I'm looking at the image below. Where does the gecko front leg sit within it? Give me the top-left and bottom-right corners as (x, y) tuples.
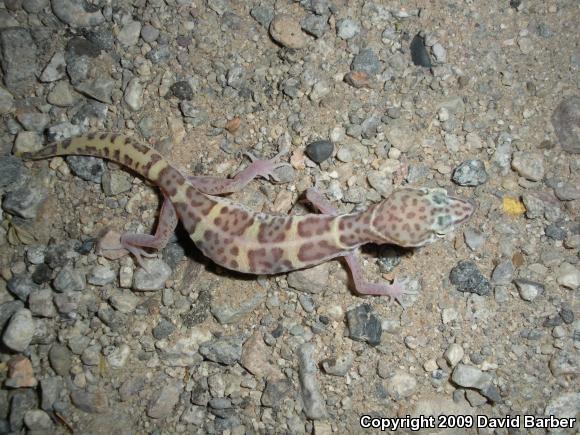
(304, 188), (407, 301)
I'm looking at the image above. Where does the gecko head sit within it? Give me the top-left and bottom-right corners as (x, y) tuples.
(372, 188), (475, 247)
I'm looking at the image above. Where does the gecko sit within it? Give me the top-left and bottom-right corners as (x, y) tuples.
(21, 133), (475, 299)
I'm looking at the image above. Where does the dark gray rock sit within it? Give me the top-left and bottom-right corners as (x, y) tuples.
(346, 304), (382, 346)
(351, 48), (381, 74)
(199, 336), (243, 365)
(305, 140), (333, 163)
(450, 261), (492, 296)
(66, 155), (105, 183)
(411, 33), (432, 67)
(0, 28), (37, 94)
(551, 95), (580, 154)
(452, 160), (489, 186)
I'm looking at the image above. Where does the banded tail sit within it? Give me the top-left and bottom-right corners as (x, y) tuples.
(21, 133), (169, 183)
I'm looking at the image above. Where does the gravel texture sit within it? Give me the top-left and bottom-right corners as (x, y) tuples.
(0, 0), (578, 433)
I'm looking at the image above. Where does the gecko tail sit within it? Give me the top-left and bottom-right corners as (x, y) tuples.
(19, 133), (169, 183)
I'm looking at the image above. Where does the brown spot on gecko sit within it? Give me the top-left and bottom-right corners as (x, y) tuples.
(62, 138), (72, 149)
(87, 132), (96, 140)
(230, 246), (239, 256)
(407, 212), (416, 219)
(110, 134), (119, 143)
(99, 133), (108, 140)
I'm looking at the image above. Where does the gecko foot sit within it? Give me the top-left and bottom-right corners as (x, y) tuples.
(243, 150), (291, 182)
(120, 233), (158, 271)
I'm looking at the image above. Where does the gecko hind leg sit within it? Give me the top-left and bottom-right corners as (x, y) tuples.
(119, 197), (178, 269)
(304, 187), (408, 302)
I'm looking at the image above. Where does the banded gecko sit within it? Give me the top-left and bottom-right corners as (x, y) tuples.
(22, 133), (475, 299)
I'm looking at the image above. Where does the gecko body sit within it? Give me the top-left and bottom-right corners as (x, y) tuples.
(23, 133), (474, 298)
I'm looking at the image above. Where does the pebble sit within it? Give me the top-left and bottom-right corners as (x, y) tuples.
(132, 259), (171, 291)
(464, 228), (485, 251)
(52, 0), (104, 26)
(152, 318), (176, 340)
(261, 379), (292, 407)
(23, 409), (53, 431)
(431, 43), (447, 63)
(346, 304), (382, 346)
(70, 390), (109, 414)
(124, 78), (143, 111)
(75, 78), (114, 104)
(40, 51), (66, 82)
(17, 112), (50, 132)
(102, 170), (132, 196)
(28, 289), (56, 318)
(47, 80), (77, 106)
(545, 392), (580, 422)
(109, 290), (139, 313)
(49, 343), (72, 376)
(321, 352), (354, 376)
(514, 279), (544, 301)
(198, 336), (243, 365)
(87, 264), (116, 286)
(2, 183), (46, 219)
(240, 332), (283, 380)
(511, 151), (545, 181)
(336, 18), (360, 39)
(386, 371), (417, 400)
(305, 140), (333, 163)
(351, 49), (381, 75)
(147, 382), (181, 418)
(269, 14), (307, 49)
(40, 377), (62, 411)
(117, 20), (142, 46)
(2, 308), (34, 352)
(53, 266), (85, 292)
(107, 343), (130, 368)
(180, 102), (208, 127)
(410, 33), (432, 67)
(0, 28), (37, 93)
(298, 343), (327, 419)
(301, 15), (328, 38)
(286, 263), (329, 293)
(7, 275), (39, 301)
(551, 96), (580, 154)
(0, 300), (24, 331)
(0, 86), (14, 113)
(81, 344), (101, 366)
(444, 343), (465, 367)
(250, 5), (273, 27)
(545, 224), (567, 241)
(66, 156), (105, 183)
(549, 351), (579, 376)
(6, 355), (37, 388)
(556, 263), (579, 290)
(491, 260), (514, 286)
(12, 131), (42, 155)
(452, 159), (488, 186)
(451, 364), (492, 389)
(449, 261), (492, 296)
(552, 180), (580, 201)
(0, 155), (26, 188)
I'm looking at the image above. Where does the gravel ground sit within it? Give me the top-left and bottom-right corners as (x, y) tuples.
(0, 0), (579, 433)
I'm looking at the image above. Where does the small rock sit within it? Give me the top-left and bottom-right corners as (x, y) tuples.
(147, 382), (181, 418)
(2, 183), (46, 219)
(321, 352), (354, 376)
(261, 379), (292, 407)
(557, 263), (579, 290)
(286, 262), (329, 293)
(117, 20), (141, 46)
(49, 344), (72, 376)
(180, 102), (208, 127)
(41, 377), (63, 411)
(47, 80), (77, 106)
(451, 364), (492, 389)
(2, 308), (34, 352)
(346, 304), (382, 346)
(250, 5), (273, 28)
(444, 343), (464, 367)
(514, 279), (544, 301)
(66, 155), (105, 183)
(24, 409), (53, 431)
(491, 260), (514, 286)
(301, 15), (328, 38)
(102, 170), (132, 196)
(132, 259), (171, 291)
(431, 43), (447, 63)
(140, 24), (159, 43)
(552, 181), (580, 201)
(545, 224), (567, 241)
(545, 392), (580, 422)
(351, 48), (381, 75)
(28, 289), (56, 318)
(0, 155), (26, 188)
(199, 336), (243, 365)
(269, 14), (307, 49)
(511, 151), (545, 181)
(107, 343), (130, 368)
(386, 371), (417, 400)
(0, 300), (24, 331)
(336, 18), (360, 40)
(305, 140), (333, 163)
(124, 78), (143, 111)
(7, 275), (39, 301)
(240, 332), (283, 380)
(298, 343), (327, 419)
(70, 390), (109, 414)
(452, 160), (488, 186)
(551, 96), (580, 154)
(152, 318), (176, 340)
(450, 261), (492, 296)
(549, 351), (579, 376)
(109, 290), (139, 313)
(51, 0), (104, 27)
(410, 33), (432, 67)
(6, 355), (37, 388)
(0, 28), (37, 93)
(53, 266), (85, 292)
(464, 228), (485, 251)
(87, 264), (116, 286)
(40, 51), (66, 82)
